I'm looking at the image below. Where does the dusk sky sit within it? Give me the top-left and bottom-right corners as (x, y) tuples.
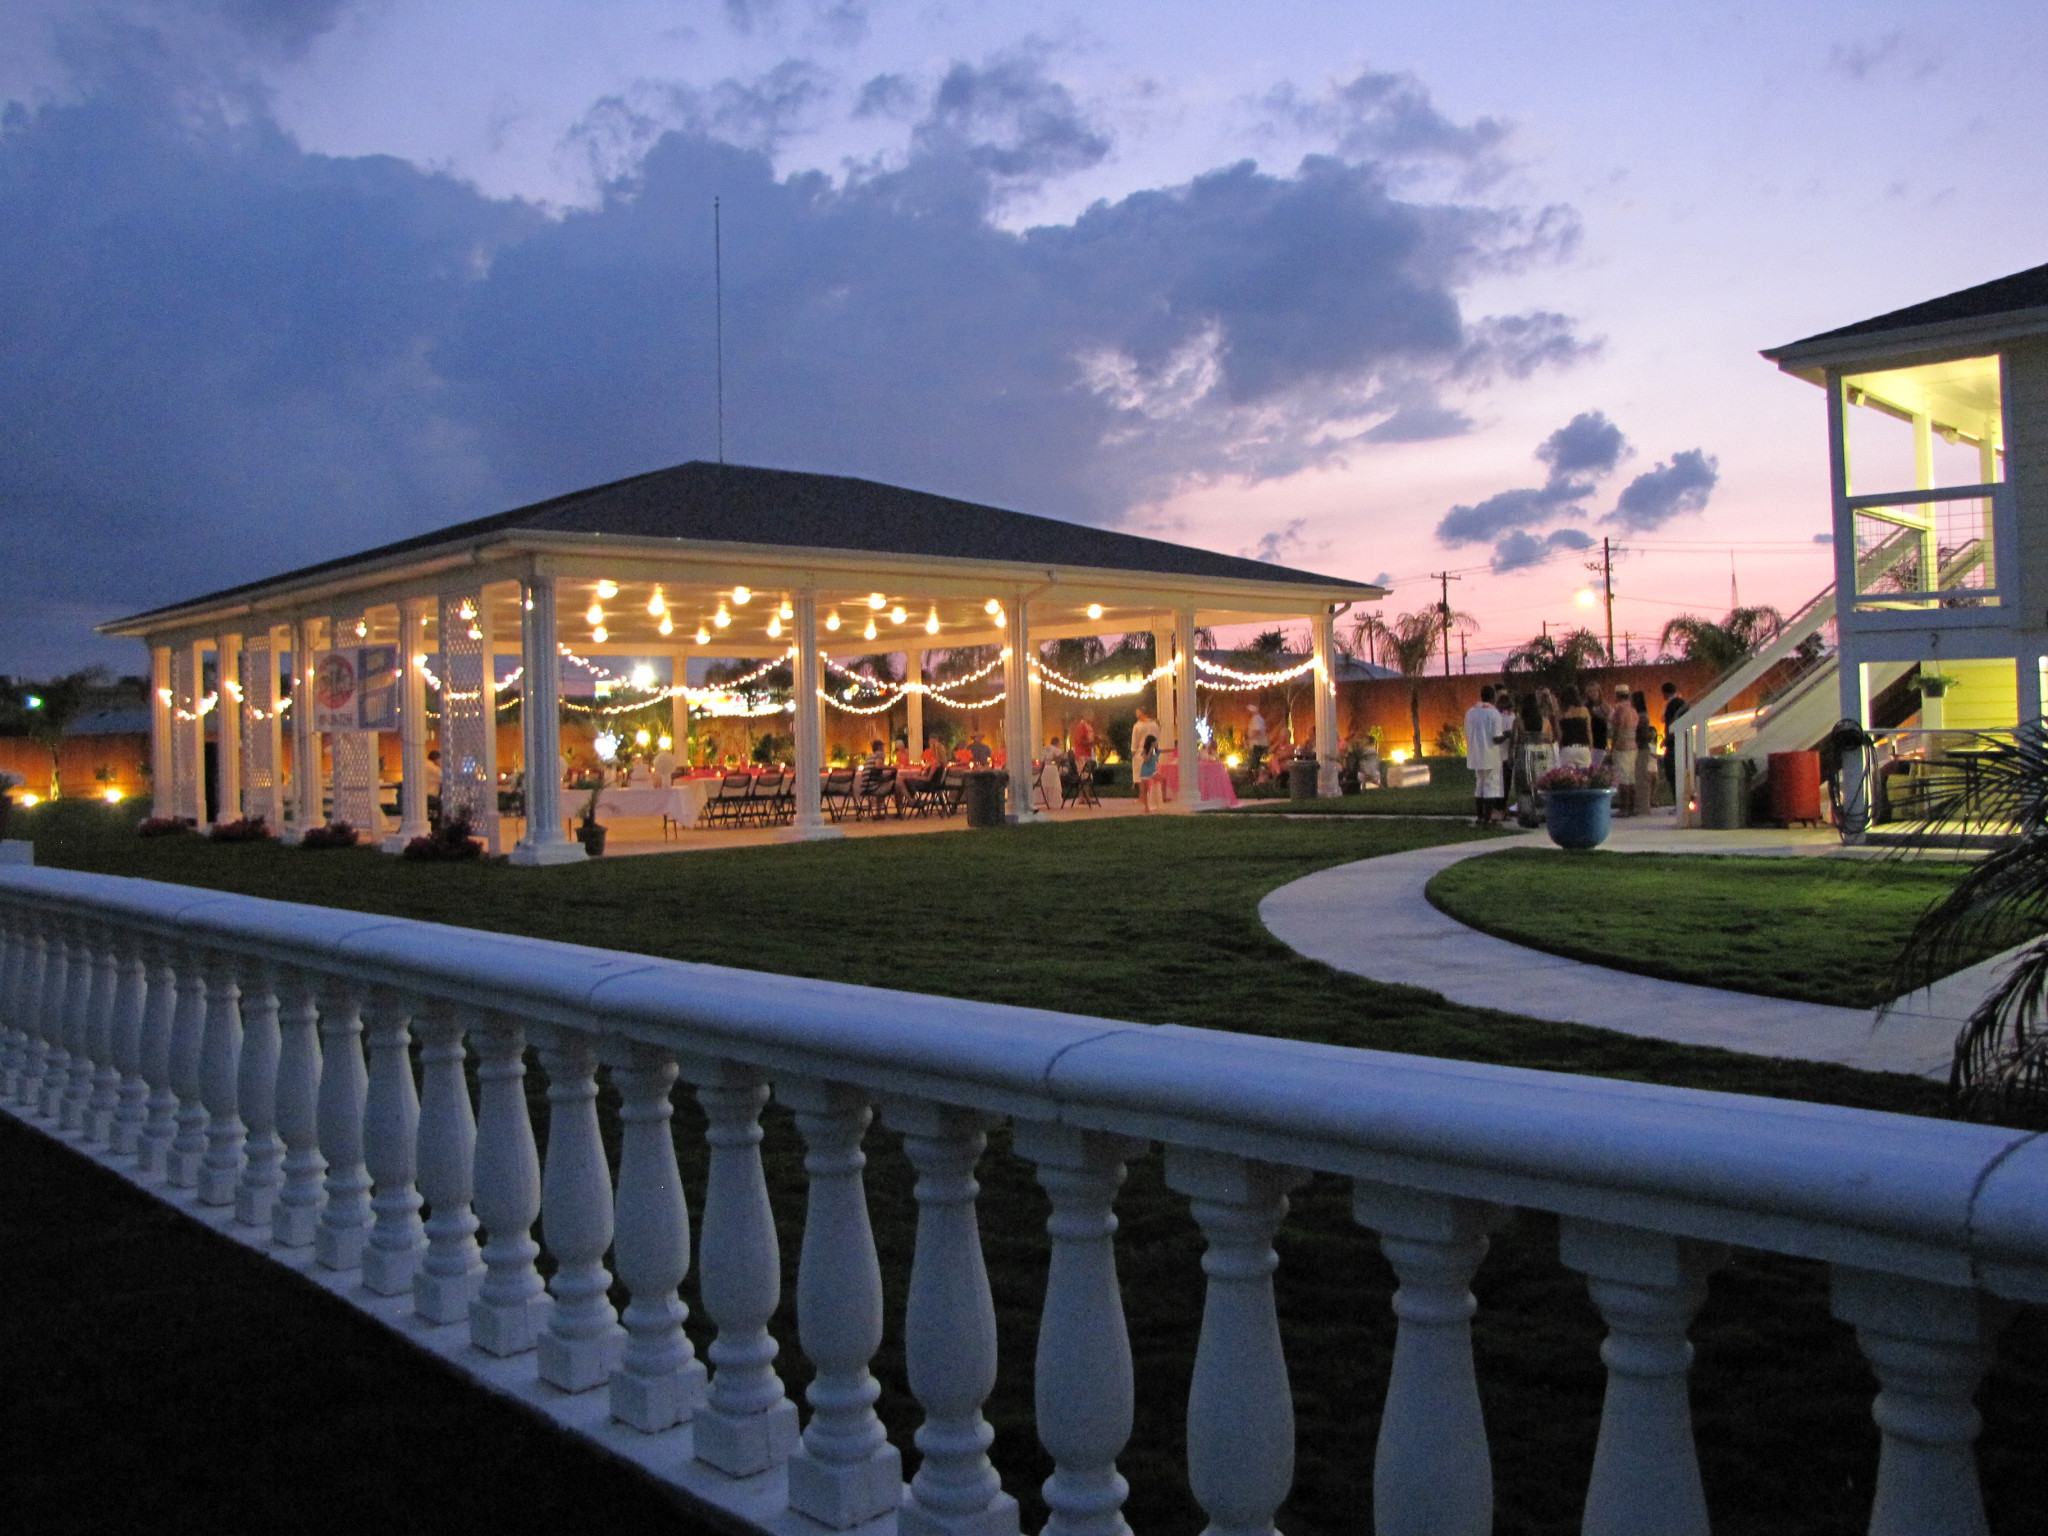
(4, 0), (2045, 677)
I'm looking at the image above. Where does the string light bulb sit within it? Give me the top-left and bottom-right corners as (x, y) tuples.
(696, 626), (711, 644)
(354, 620), (368, 639)
(868, 592), (886, 610)
(826, 611), (841, 632)
(585, 603), (605, 626)
(767, 615), (784, 639)
(863, 619), (878, 641)
(984, 598), (1001, 615)
(648, 589), (667, 616)
(714, 607), (731, 628)
(658, 734), (673, 751)
(732, 586), (752, 605)
(634, 729), (652, 747)
(1087, 603), (1104, 620)
(779, 600), (793, 620)
(925, 610), (940, 635)
(630, 664), (655, 690)
(596, 580), (618, 599)
(889, 605), (907, 625)
(459, 600), (476, 621)
(467, 625), (483, 641)
(592, 625), (609, 643)
(657, 615), (674, 636)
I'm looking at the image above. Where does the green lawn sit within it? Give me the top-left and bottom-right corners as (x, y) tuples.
(11, 798), (2048, 1535)
(1426, 848), (2037, 1009)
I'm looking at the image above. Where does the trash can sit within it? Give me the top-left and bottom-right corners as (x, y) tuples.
(1288, 752), (1320, 801)
(1767, 750), (1823, 826)
(963, 769), (1009, 828)
(1698, 755), (1750, 830)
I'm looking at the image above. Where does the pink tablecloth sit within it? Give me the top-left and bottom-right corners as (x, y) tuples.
(1156, 758), (1239, 807)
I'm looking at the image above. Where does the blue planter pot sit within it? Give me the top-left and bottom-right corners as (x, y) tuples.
(1543, 787), (1614, 850)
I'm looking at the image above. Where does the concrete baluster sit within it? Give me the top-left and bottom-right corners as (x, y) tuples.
(0, 912), (20, 1099)
(413, 1003), (484, 1322)
(782, 1077), (899, 1528)
(233, 960), (285, 1227)
(197, 952), (247, 1204)
(361, 989), (427, 1294)
(469, 1015), (549, 1356)
(1354, 1182), (1504, 1536)
(165, 948), (211, 1185)
(888, 1098), (1018, 1536)
(1017, 1124), (1143, 1536)
(271, 967), (326, 1246)
(691, 1060), (798, 1475)
(58, 925), (99, 1131)
(109, 934), (152, 1156)
(314, 978), (372, 1270)
(9, 917), (48, 1107)
(1166, 1147), (1301, 1536)
(35, 926), (75, 1122)
(1561, 1218), (1724, 1536)
(609, 1042), (705, 1431)
(85, 930), (124, 1145)
(137, 942), (181, 1176)
(537, 1029), (624, 1391)
(1833, 1267), (1994, 1536)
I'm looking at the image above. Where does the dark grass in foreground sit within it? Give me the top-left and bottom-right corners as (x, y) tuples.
(16, 800), (2048, 1533)
(1426, 847), (2040, 1009)
(0, 1112), (726, 1536)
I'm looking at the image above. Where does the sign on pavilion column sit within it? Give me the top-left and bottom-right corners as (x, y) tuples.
(437, 591), (500, 852)
(1312, 610), (1341, 798)
(510, 571), (584, 865)
(1003, 598), (1041, 822)
(149, 645), (174, 820)
(239, 632), (280, 825)
(783, 589), (842, 841)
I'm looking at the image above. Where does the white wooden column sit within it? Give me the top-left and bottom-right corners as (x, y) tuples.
(906, 646), (926, 755)
(1173, 610), (1206, 810)
(287, 617), (320, 840)
(1151, 627), (1177, 761)
(215, 632), (243, 826)
(1004, 598), (1041, 822)
(149, 645), (174, 820)
(185, 639), (209, 824)
(386, 598), (431, 852)
(1312, 610), (1340, 797)
(785, 589), (842, 841)
(510, 571), (583, 864)
(261, 627), (288, 829)
(478, 595), (501, 852)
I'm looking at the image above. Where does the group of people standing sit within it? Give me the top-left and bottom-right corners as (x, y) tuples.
(1463, 679), (1689, 828)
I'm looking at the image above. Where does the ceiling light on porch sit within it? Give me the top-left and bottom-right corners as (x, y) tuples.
(767, 615), (784, 639)
(732, 586), (752, 605)
(647, 589), (667, 616)
(592, 625), (609, 643)
(714, 607), (731, 628)
(596, 580), (619, 599)
(657, 615), (674, 636)
(984, 598), (1001, 615)
(779, 600), (793, 620)
(925, 609), (940, 635)
(826, 611), (841, 631)
(585, 603), (605, 625)
(863, 618), (878, 641)
(1087, 603), (1104, 620)
(889, 606), (907, 625)
(695, 626), (710, 644)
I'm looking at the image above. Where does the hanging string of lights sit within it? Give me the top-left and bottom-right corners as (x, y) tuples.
(1191, 655), (1320, 689)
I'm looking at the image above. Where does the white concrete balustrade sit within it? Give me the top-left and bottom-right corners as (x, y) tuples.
(4, 865), (2048, 1536)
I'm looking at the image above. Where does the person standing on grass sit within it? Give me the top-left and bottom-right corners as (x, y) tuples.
(1557, 686), (1593, 770)
(1463, 685), (1507, 827)
(1609, 685), (1639, 814)
(1136, 737), (1162, 812)
(1633, 689), (1659, 810)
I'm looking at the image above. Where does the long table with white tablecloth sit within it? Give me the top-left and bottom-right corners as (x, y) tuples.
(568, 781), (720, 831)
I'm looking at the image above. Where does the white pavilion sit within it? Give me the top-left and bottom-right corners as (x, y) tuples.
(101, 462), (1382, 862)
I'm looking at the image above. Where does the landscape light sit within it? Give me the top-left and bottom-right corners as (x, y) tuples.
(1389, 749), (1409, 764)
(19, 792), (40, 806)
(102, 788), (122, 804)
(596, 580), (619, 599)
(733, 586), (752, 605)
(1087, 603), (1103, 620)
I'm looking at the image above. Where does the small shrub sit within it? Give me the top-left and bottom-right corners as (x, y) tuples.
(208, 817), (272, 843)
(402, 818), (484, 862)
(137, 817), (193, 838)
(300, 821), (359, 849)
(1435, 722), (1467, 756)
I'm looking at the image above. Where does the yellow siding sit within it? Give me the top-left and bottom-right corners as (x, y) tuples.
(1937, 658), (2020, 731)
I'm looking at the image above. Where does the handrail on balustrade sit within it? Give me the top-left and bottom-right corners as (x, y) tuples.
(2, 862), (2042, 1536)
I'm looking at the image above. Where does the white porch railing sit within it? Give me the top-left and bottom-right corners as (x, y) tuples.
(3, 863), (2045, 1536)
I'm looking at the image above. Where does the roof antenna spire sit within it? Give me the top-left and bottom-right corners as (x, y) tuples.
(713, 196), (725, 466)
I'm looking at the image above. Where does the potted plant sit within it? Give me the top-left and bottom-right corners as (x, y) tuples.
(1914, 671), (1962, 699)
(577, 783), (607, 855)
(1536, 763), (1615, 850)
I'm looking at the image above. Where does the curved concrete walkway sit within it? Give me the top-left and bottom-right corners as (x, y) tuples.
(1259, 827), (2009, 1079)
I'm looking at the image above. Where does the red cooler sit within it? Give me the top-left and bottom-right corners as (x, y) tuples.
(1768, 750), (1823, 826)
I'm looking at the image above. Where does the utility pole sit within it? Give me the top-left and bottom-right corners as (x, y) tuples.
(1602, 537), (1616, 662)
(1430, 572), (1461, 677)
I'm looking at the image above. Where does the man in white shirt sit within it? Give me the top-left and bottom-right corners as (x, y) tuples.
(1464, 685), (1508, 827)
(1247, 708), (1269, 776)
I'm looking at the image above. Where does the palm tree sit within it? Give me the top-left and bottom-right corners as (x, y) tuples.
(1502, 629), (1608, 701)
(1357, 610), (1463, 758)
(1658, 606), (1788, 675)
(1887, 724), (2048, 1126)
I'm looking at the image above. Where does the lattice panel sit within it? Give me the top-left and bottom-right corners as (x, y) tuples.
(169, 648), (197, 821)
(331, 731), (384, 836)
(241, 645), (275, 818)
(438, 591), (498, 844)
